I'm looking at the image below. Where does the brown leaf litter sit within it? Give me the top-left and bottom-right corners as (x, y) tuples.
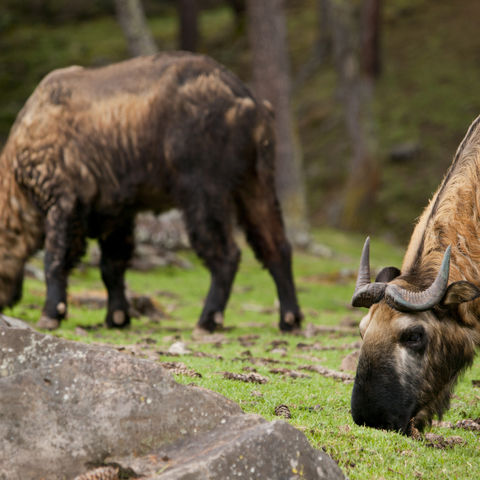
(423, 433), (466, 449)
(221, 371), (269, 384)
(159, 361), (202, 378)
(237, 334), (260, 347)
(296, 341), (362, 352)
(303, 323), (358, 338)
(408, 418), (479, 449)
(269, 367), (311, 379)
(298, 365), (354, 383)
(432, 418), (480, 431)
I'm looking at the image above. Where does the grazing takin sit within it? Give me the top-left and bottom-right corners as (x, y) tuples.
(0, 52), (303, 332)
(350, 115), (480, 434)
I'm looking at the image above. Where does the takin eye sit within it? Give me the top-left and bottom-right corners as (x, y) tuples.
(400, 325), (427, 352)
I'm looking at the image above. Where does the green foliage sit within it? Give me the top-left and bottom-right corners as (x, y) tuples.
(8, 230), (480, 479)
(3, 1), (480, 239)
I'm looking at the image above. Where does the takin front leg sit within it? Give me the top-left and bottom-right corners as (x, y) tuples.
(37, 201), (87, 330)
(98, 217), (134, 328)
(181, 191), (241, 333)
(236, 183), (303, 332)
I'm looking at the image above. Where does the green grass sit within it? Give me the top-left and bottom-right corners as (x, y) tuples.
(7, 230), (480, 479)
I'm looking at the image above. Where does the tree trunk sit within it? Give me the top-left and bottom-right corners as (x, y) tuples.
(294, 0), (333, 90)
(246, 0), (309, 246)
(114, 0), (157, 57)
(361, 0), (382, 78)
(226, 0), (246, 32)
(177, 0), (199, 52)
(330, 0), (381, 230)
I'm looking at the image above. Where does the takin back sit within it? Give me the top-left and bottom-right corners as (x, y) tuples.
(350, 115), (480, 434)
(0, 52), (303, 332)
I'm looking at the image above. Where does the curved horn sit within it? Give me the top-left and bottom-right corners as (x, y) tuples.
(384, 246), (451, 312)
(351, 237), (387, 308)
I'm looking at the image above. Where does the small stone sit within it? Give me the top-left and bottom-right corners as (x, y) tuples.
(168, 341), (191, 355)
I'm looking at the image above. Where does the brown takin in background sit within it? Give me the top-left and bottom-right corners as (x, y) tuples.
(0, 52), (303, 332)
(350, 115), (480, 434)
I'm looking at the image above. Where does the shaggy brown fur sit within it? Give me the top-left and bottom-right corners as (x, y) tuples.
(0, 52), (302, 332)
(352, 115), (480, 433)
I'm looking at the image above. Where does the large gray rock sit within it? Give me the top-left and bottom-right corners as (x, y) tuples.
(0, 316), (344, 480)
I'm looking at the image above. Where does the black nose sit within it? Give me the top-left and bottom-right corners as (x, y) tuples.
(351, 373), (412, 433)
(351, 402), (398, 431)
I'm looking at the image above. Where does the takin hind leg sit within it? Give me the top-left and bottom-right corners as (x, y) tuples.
(181, 191), (241, 333)
(98, 217), (135, 328)
(235, 181), (303, 332)
(37, 201), (87, 330)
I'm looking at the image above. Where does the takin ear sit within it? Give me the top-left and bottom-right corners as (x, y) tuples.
(375, 266), (401, 283)
(440, 281), (480, 306)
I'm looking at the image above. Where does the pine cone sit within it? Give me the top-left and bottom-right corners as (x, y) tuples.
(222, 371), (269, 384)
(74, 466), (119, 480)
(274, 404), (292, 419)
(455, 418), (480, 431)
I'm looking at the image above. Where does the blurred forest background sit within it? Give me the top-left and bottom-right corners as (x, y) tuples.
(1, 0), (479, 246)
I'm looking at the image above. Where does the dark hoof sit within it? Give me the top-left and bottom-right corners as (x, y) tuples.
(196, 311), (224, 333)
(279, 311), (303, 333)
(37, 315), (61, 330)
(105, 309), (130, 328)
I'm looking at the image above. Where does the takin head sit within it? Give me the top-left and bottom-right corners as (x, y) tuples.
(350, 238), (480, 434)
